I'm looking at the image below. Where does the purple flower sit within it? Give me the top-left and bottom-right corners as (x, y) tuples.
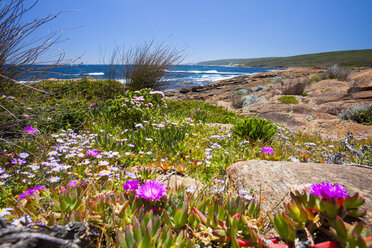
(18, 185), (45, 199)
(135, 180), (167, 201)
(49, 176), (60, 183)
(123, 180), (139, 191)
(289, 156), (300, 163)
(309, 182), (349, 199)
(126, 171), (137, 179)
(261, 147), (274, 155)
(24, 126), (37, 135)
(12, 215), (32, 226)
(11, 158), (26, 165)
(33, 185), (45, 191)
(18, 153), (29, 159)
(98, 170), (111, 177)
(86, 149), (100, 157)
(67, 179), (80, 188)
(0, 208), (13, 217)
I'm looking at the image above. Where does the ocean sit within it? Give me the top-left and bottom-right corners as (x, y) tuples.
(28, 65), (275, 90)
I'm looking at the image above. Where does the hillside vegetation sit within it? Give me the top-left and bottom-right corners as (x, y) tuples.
(198, 49), (372, 67)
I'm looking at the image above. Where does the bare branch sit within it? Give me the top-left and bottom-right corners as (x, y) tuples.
(0, 0), (76, 84)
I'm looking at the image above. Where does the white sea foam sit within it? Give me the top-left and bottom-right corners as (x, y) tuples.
(167, 69), (219, 74)
(86, 72), (104, 76)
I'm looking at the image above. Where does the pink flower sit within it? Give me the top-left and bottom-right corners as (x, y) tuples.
(135, 181), (167, 201)
(86, 149), (100, 157)
(261, 146), (274, 155)
(24, 126), (37, 135)
(149, 91), (165, 97)
(123, 180), (139, 191)
(309, 182), (349, 199)
(18, 185), (45, 199)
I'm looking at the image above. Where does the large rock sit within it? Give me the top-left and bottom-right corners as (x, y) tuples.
(226, 160), (372, 220)
(0, 220), (101, 248)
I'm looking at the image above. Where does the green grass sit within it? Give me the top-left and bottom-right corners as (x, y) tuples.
(163, 100), (240, 124)
(278, 96), (299, 104)
(198, 49), (372, 68)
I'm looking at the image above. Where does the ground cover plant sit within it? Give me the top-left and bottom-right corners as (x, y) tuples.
(339, 104), (372, 126)
(278, 96), (299, 104)
(1, 79), (371, 247)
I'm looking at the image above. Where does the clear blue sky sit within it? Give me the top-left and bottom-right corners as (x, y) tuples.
(26, 0), (372, 64)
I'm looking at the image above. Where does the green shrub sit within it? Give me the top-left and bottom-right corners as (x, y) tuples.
(278, 96), (299, 104)
(92, 89), (166, 128)
(16, 79), (127, 102)
(231, 117), (277, 142)
(351, 110), (372, 125)
(310, 74), (321, 82)
(339, 104), (372, 125)
(164, 100), (238, 123)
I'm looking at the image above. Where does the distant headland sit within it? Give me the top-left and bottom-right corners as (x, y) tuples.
(197, 49), (372, 68)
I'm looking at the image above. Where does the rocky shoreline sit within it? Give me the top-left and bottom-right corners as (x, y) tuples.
(165, 67), (372, 138)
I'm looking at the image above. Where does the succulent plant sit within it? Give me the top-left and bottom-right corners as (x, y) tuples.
(268, 184), (371, 247)
(232, 117), (277, 143)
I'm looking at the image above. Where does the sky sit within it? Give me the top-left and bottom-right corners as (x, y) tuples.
(23, 0), (372, 64)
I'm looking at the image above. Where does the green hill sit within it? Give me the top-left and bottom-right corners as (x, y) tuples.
(198, 49), (372, 68)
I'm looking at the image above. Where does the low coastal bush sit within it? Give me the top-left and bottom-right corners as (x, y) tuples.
(321, 64), (351, 81)
(91, 89), (166, 129)
(339, 103), (372, 125)
(310, 73), (322, 82)
(1, 79), (126, 139)
(232, 95), (244, 109)
(278, 95), (299, 104)
(16, 78), (127, 102)
(164, 100), (238, 123)
(281, 78), (310, 95)
(231, 117), (277, 143)
(241, 95), (263, 107)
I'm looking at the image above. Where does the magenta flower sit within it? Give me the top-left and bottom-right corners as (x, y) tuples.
(261, 146), (274, 155)
(135, 181), (167, 201)
(24, 126), (37, 135)
(86, 149), (100, 157)
(123, 180), (139, 191)
(18, 185), (45, 199)
(309, 182), (349, 199)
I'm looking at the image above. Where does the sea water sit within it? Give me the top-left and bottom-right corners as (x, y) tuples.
(24, 65), (275, 90)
